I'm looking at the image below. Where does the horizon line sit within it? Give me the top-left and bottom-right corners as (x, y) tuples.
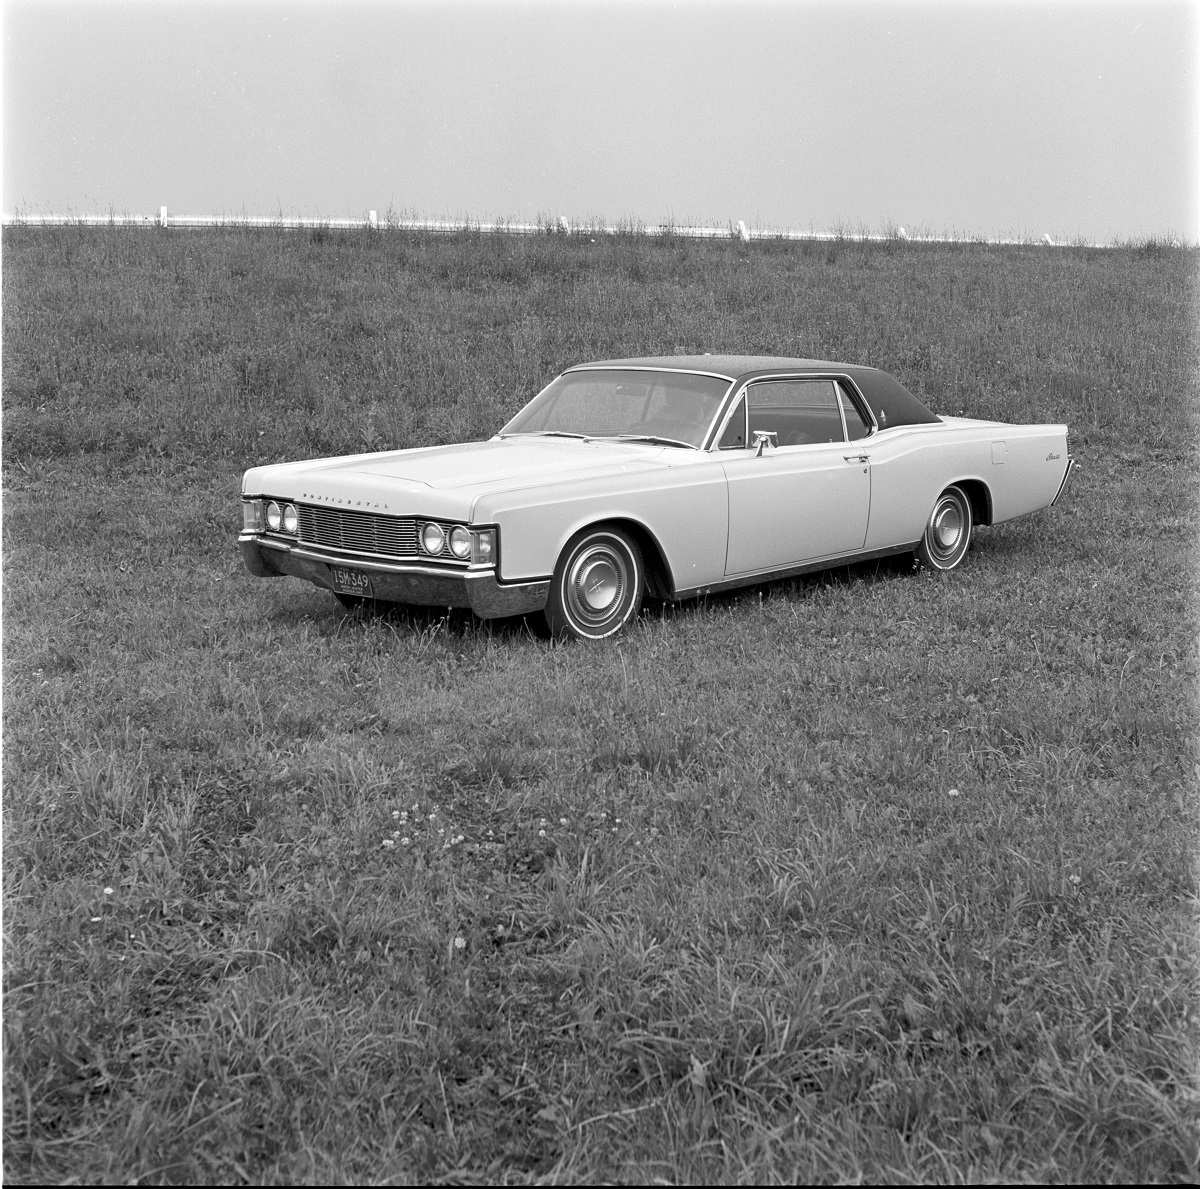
(2, 209), (1193, 249)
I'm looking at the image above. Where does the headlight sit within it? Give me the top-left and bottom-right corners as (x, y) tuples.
(266, 501), (282, 531)
(282, 503), (299, 534)
(471, 529), (496, 565)
(449, 525), (471, 558)
(421, 522), (445, 555)
(242, 500), (263, 532)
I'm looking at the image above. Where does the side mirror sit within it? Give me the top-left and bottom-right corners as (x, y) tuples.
(752, 430), (778, 457)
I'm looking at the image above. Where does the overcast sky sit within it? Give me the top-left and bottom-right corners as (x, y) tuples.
(4, 0), (1197, 242)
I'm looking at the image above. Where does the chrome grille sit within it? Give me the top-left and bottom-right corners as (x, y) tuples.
(297, 505), (419, 559)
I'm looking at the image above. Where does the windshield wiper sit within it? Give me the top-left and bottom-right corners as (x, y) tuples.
(502, 430), (591, 440)
(612, 434), (697, 450)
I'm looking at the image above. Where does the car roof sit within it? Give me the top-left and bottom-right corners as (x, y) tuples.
(567, 356), (942, 429)
(571, 355), (842, 380)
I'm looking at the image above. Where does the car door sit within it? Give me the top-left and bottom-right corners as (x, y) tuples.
(720, 378), (871, 577)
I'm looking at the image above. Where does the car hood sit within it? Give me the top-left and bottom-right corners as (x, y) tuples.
(242, 436), (687, 515)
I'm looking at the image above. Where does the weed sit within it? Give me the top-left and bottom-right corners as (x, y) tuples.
(3, 227), (1197, 1182)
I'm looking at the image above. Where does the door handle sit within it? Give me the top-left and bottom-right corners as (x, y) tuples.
(844, 454), (870, 463)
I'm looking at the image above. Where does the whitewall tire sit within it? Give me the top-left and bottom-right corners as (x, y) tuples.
(915, 485), (972, 571)
(543, 526), (644, 640)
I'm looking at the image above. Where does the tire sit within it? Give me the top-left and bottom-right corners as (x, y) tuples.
(543, 525), (644, 640)
(915, 485), (972, 571)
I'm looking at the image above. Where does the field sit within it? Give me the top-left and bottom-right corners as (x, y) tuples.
(3, 225), (1198, 1183)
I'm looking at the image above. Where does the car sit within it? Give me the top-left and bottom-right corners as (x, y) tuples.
(239, 355), (1076, 639)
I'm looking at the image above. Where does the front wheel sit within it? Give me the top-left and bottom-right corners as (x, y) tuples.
(915, 485), (972, 570)
(543, 526), (644, 640)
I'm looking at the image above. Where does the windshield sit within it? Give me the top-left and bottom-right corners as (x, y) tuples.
(499, 369), (733, 449)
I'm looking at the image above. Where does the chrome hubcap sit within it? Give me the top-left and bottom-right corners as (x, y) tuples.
(565, 541), (629, 630)
(934, 504), (962, 550)
(577, 558), (619, 611)
(926, 490), (970, 567)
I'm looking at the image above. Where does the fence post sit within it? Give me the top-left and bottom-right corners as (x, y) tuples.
(159, 206), (168, 227)
(737, 220), (750, 243)
(369, 210), (378, 229)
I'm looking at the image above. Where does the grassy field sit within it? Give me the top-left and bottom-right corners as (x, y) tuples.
(3, 225), (1198, 1183)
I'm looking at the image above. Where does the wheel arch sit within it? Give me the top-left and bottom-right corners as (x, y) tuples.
(951, 477), (993, 527)
(573, 517), (675, 602)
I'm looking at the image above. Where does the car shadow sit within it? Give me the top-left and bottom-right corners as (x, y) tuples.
(326, 549), (922, 643)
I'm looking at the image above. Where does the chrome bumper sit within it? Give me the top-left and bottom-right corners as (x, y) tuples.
(1051, 456), (1079, 506)
(239, 535), (549, 619)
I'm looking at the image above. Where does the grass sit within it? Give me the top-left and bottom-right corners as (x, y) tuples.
(3, 225), (1198, 1183)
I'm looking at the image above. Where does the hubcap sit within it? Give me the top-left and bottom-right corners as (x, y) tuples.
(934, 504), (961, 549)
(577, 558), (619, 611)
(564, 540), (630, 630)
(926, 490), (970, 567)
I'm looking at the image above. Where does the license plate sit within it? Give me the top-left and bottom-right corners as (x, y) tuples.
(330, 566), (373, 598)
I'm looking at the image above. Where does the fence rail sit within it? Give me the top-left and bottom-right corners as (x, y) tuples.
(2, 208), (1092, 247)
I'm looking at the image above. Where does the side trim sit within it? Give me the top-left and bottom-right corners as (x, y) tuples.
(672, 543), (918, 601)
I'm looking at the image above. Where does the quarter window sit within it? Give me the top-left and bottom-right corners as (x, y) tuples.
(746, 379), (845, 446)
(837, 382), (871, 440)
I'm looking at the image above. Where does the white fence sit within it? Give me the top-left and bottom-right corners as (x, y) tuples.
(2, 207), (1076, 246)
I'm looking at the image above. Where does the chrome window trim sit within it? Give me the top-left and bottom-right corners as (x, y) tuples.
(564, 364), (738, 383)
(836, 377), (879, 435)
(704, 372), (877, 451)
(508, 366), (735, 448)
(713, 391), (748, 450)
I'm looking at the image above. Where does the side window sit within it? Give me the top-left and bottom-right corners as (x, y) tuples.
(837, 382), (871, 440)
(717, 394), (747, 449)
(747, 379), (844, 446)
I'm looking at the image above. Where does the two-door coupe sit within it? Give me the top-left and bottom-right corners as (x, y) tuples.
(239, 356), (1075, 639)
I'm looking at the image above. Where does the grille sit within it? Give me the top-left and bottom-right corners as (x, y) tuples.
(297, 505), (419, 559)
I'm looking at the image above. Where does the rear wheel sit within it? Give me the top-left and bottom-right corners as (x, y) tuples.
(915, 485), (972, 571)
(544, 526), (644, 640)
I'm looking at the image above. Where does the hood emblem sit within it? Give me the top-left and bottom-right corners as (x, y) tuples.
(301, 492), (390, 510)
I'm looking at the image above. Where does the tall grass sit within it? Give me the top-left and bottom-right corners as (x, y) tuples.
(3, 226), (1197, 1183)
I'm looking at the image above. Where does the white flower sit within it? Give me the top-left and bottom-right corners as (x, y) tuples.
(947, 788), (961, 797)
(559, 818), (568, 825)
(392, 810), (401, 818)
(454, 936), (466, 950)
(382, 838), (395, 848)
(103, 887), (114, 895)
(538, 829), (547, 838)
(401, 837), (411, 846)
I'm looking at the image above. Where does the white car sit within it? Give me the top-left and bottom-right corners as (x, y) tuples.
(239, 356), (1075, 639)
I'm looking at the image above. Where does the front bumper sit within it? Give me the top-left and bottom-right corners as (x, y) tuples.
(240, 535), (550, 619)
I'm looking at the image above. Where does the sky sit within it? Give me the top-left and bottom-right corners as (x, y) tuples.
(4, 0), (1198, 242)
